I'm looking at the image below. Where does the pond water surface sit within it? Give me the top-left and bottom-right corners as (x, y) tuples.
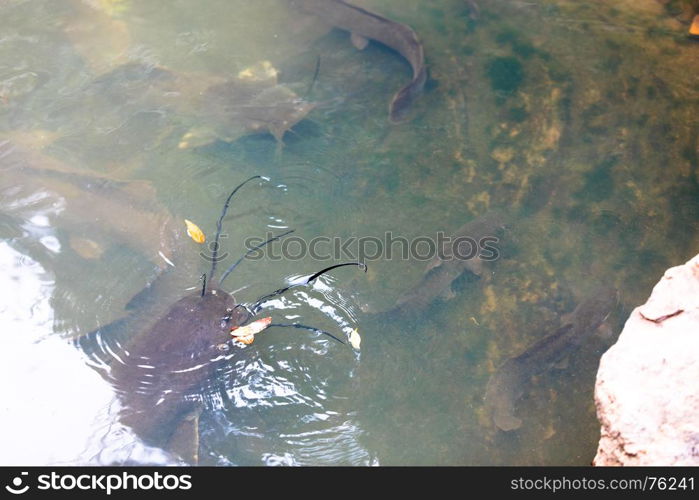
(0, 0), (697, 465)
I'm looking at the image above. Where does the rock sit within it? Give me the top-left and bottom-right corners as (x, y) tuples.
(593, 253), (699, 465)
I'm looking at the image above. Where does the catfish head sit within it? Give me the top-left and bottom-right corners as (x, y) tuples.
(119, 287), (248, 373)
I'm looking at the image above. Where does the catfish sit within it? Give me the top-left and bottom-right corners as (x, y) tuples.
(290, 0), (427, 122)
(484, 285), (618, 431)
(78, 176), (365, 463)
(390, 211), (506, 315)
(0, 135), (178, 268)
(55, 61), (315, 156)
(176, 61), (316, 150)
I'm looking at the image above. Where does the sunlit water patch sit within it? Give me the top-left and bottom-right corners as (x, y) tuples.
(0, 242), (179, 465)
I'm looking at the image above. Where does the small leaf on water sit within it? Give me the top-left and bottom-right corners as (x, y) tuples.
(349, 328), (361, 350)
(236, 334), (255, 345)
(184, 219), (206, 244)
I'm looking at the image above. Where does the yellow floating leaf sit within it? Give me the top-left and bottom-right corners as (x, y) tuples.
(349, 328), (361, 350)
(184, 219), (205, 244)
(691, 15), (699, 37)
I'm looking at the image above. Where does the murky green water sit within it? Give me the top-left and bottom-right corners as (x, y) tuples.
(0, 0), (697, 465)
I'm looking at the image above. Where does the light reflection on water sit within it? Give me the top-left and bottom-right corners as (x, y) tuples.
(0, 242), (168, 465)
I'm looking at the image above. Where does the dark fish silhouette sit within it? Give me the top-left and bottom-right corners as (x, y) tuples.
(290, 0), (427, 122)
(176, 61), (316, 150)
(77, 176), (364, 463)
(484, 285), (618, 431)
(62, 61), (315, 153)
(391, 211), (506, 315)
(0, 135), (178, 268)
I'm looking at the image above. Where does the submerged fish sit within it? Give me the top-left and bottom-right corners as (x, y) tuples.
(59, 60), (314, 153)
(484, 285), (618, 431)
(391, 211), (506, 314)
(177, 61), (316, 150)
(290, 0), (427, 122)
(0, 136), (178, 269)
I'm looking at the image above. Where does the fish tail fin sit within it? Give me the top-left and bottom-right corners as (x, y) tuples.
(274, 140), (284, 162)
(168, 408), (202, 465)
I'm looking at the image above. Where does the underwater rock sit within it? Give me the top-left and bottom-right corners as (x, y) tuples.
(593, 253), (699, 465)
